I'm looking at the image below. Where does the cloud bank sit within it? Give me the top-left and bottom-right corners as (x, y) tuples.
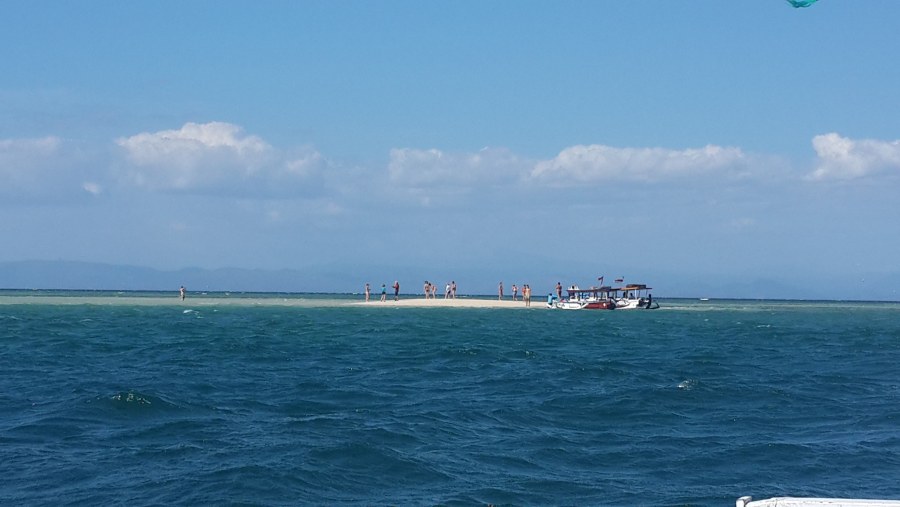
(530, 144), (747, 185)
(116, 122), (325, 195)
(808, 132), (900, 181)
(9, 122), (900, 208)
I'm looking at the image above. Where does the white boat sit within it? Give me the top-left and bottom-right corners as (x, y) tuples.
(737, 496), (900, 507)
(547, 285), (616, 310)
(552, 300), (591, 310)
(609, 284), (659, 310)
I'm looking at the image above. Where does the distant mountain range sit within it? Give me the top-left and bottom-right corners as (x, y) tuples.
(1, 260), (898, 301)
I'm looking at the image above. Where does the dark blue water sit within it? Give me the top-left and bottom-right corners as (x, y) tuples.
(2, 297), (900, 505)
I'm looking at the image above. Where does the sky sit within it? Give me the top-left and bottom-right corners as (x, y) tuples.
(2, 1), (900, 298)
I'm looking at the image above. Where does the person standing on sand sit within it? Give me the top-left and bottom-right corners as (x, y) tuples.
(512, 284), (518, 301)
(423, 281), (430, 299)
(498, 281), (504, 301)
(524, 285), (532, 307)
(445, 282), (451, 299)
(365, 283), (371, 302)
(556, 282), (562, 300)
(393, 280), (400, 301)
(451, 281), (457, 299)
(381, 284), (387, 302)
(179, 286), (186, 301)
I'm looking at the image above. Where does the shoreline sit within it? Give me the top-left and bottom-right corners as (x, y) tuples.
(0, 293), (545, 309)
(2, 291), (897, 308)
(352, 297), (543, 309)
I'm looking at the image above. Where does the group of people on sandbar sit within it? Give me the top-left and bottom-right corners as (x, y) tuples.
(498, 281), (533, 306)
(364, 281), (401, 302)
(363, 280), (457, 302)
(362, 279), (537, 306)
(422, 280), (456, 299)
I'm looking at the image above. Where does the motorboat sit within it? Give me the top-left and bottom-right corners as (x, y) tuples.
(608, 283), (660, 310)
(737, 497), (900, 507)
(548, 285), (616, 310)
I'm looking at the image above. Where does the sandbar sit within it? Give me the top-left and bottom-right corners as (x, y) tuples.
(353, 297), (544, 309)
(0, 293), (545, 309)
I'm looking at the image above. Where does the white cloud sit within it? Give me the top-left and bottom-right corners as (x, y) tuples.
(119, 122), (269, 163)
(807, 133), (900, 181)
(116, 121), (325, 195)
(388, 147), (527, 188)
(116, 122), (270, 190)
(530, 143), (747, 185)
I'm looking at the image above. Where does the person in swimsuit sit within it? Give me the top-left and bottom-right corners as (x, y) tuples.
(365, 283), (370, 302)
(393, 280), (400, 301)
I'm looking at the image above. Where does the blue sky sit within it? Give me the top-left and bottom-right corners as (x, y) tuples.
(2, 1), (899, 298)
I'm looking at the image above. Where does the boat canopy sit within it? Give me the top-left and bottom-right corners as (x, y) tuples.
(610, 284), (651, 291)
(566, 286), (613, 295)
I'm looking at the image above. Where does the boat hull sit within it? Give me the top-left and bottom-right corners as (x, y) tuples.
(583, 300), (616, 310)
(615, 298), (660, 310)
(549, 299), (616, 310)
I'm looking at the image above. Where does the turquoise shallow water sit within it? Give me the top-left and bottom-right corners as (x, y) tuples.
(2, 293), (900, 505)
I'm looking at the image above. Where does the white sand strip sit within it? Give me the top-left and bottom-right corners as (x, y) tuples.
(0, 294), (545, 309)
(352, 297), (545, 309)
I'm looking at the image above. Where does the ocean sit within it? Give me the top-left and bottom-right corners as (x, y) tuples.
(2, 292), (899, 506)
